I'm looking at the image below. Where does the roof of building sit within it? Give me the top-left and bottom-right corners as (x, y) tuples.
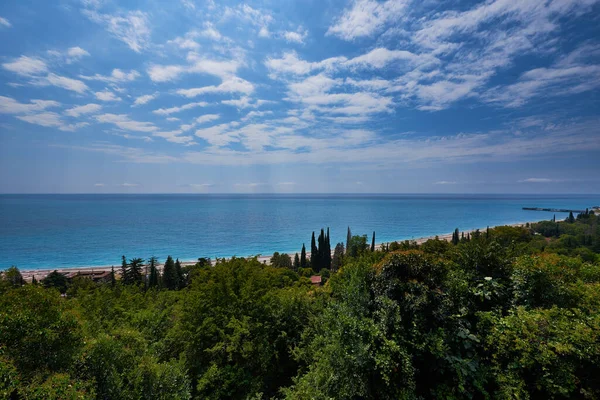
(310, 275), (322, 285)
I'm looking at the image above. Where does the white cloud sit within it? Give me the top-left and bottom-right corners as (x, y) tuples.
(327, 0), (409, 40)
(225, 4), (273, 38)
(17, 112), (88, 132)
(0, 96), (60, 114)
(518, 178), (555, 183)
(196, 114), (220, 124)
(95, 90), (122, 102)
(64, 103), (102, 117)
(434, 181), (457, 185)
(80, 69), (140, 83)
(35, 73), (89, 94)
(0, 17), (11, 27)
(94, 183), (105, 187)
(84, 10), (150, 53)
(241, 110), (273, 121)
(133, 93), (158, 106)
(153, 130), (196, 145)
(95, 113), (158, 132)
(2, 56), (47, 76)
(147, 58), (241, 82)
(283, 28), (308, 44)
(152, 101), (208, 115)
(176, 77), (254, 98)
(120, 183), (140, 187)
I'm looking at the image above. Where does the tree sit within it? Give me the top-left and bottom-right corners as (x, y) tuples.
(42, 270), (69, 294)
(162, 256), (179, 290)
(300, 244), (307, 269)
(311, 232), (318, 271)
(175, 258), (185, 289)
(293, 253), (300, 271)
(127, 258), (144, 285)
(120, 255), (128, 284)
(347, 235), (369, 258)
(346, 226), (352, 254)
(3, 266), (24, 287)
(148, 256), (159, 289)
(110, 267), (116, 287)
(270, 252), (293, 269)
(452, 228), (460, 245)
(326, 227), (332, 270)
(567, 211), (575, 223)
(331, 242), (345, 272)
(31, 275), (37, 285)
(371, 231), (376, 252)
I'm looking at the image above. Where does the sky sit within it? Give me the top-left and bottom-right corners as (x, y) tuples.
(0, 0), (599, 194)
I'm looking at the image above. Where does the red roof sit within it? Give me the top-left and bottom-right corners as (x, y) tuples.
(310, 275), (322, 285)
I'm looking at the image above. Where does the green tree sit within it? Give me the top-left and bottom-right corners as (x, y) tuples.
(293, 253), (300, 271)
(175, 258), (185, 289)
(42, 270), (69, 294)
(300, 244), (307, 269)
(110, 266), (116, 287)
(311, 232), (318, 271)
(163, 255), (179, 290)
(271, 252), (293, 269)
(2, 266), (24, 287)
(347, 235), (368, 258)
(128, 257), (144, 285)
(120, 255), (128, 284)
(148, 256), (159, 289)
(371, 231), (376, 252)
(346, 226), (352, 254)
(331, 242), (345, 272)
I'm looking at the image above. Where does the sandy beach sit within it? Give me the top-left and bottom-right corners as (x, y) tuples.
(15, 220), (541, 282)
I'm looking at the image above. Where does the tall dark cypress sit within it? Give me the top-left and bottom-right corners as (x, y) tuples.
(163, 255), (179, 290)
(311, 232), (318, 270)
(128, 258), (144, 285)
(148, 256), (159, 288)
(121, 255), (128, 284)
(371, 231), (375, 252)
(346, 226), (352, 255)
(293, 253), (300, 271)
(110, 266), (116, 287)
(326, 227), (331, 270)
(318, 228), (325, 271)
(300, 244), (307, 269)
(452, 229), (460, 245)
(175, 258), (185, 289)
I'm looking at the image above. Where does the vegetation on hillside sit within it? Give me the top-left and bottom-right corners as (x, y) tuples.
(1, 211), (599, 399)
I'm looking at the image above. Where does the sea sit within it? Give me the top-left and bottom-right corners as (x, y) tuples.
(0, 194), (597, 271)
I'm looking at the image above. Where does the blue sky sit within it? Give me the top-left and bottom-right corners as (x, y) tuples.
(0, 0), (599, 193)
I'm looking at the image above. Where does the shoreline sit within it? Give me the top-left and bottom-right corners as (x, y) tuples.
(17, 220), (539, 281)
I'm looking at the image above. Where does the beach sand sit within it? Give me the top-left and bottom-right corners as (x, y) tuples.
(18, 221), (537, 282)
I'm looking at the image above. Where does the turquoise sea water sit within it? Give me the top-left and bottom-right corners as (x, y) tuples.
(0, 194), (598, 270)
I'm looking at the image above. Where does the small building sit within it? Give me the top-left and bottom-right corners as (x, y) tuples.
(64, 270), (112, 283)
(309, 275), (322, 286)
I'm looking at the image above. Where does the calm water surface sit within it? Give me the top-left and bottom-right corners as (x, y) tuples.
(0, 194), (597, 270)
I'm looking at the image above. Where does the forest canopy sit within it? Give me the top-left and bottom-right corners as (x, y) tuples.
(1, 211), (600, 399)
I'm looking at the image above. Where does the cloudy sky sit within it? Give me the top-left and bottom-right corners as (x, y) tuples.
(1, 0), (599, 193)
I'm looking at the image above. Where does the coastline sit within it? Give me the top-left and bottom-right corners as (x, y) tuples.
(18, 220), (538, 281)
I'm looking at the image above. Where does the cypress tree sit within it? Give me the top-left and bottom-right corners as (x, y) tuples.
(371, 231), (376, 252)
(121, 255), (128, 284)
(553, 214), (556, 222)
(486, 226), (489, 239)
(163, 255), (179, 290)
(175, 258), (185, 289)
(326, 227), (332, 270)
(293, 253), (300, 271)
(31, 275), (37, 285)
(568, 211), (575, 223)
(148, 257), (159, 288)
(311, 232), (318, 271)
(331, 242), (344, 272)
(452, 229), (460, 245)
(318, 228), (326, 271)
(346, 227), (352, 255)
(300, 244), (307, 269)
(110, 266), (116, 287)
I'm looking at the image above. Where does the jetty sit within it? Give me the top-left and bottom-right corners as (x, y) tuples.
(522, 207), (586, 213)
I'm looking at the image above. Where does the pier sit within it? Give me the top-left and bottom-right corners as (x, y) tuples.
(522, 207), (586, 213)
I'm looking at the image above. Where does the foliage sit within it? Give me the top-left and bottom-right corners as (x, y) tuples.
(3, 215), (600, 399)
